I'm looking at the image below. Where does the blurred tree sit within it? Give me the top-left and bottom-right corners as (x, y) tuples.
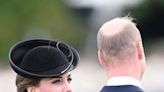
(123, 0), (164, 40)
(122, 0), (164, 54)
(0, 0), (87, 61)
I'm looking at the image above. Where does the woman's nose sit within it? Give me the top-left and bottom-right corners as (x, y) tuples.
(64, 82), (72, 92)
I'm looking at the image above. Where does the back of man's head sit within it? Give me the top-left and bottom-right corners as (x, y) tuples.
(97, 17), (142, 64)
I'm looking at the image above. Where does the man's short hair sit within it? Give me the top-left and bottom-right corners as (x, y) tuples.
(97, 17), (142, 60)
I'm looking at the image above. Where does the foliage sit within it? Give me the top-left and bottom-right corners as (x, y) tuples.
(123, 0), (164, 39)
(122, 0), (164, 55)
(0, 0), (87, 61)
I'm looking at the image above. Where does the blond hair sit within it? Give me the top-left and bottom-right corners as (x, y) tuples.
(97, 17), (142, 60)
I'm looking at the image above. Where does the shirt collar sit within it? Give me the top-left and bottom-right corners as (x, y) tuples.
(107, 76), (142, 88)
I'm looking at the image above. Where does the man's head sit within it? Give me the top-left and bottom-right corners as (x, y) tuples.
(97, 17), (146, 80)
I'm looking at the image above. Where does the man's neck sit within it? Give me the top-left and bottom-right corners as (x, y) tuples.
(106, 65), (141, 81)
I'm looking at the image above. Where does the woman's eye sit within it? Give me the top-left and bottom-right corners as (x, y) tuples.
(68, 78), (72, 83)
(52, 79), (61, 84)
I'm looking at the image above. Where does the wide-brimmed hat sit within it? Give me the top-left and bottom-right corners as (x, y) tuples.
(9, 39), (79, 78)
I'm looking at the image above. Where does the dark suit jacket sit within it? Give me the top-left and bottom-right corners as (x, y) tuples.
(100, 85), (144, 92)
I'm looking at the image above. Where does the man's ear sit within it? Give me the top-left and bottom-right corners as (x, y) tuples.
(98, 50), (105, 67)
(136, 42), (143, 60)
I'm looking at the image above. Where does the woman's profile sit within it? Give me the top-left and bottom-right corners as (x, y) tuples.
(9, 39), (80, 92)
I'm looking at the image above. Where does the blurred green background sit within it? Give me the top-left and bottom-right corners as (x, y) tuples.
(0, 0), (164, 63)
(0, 0), (164, 64)
(122, 0), (164, 56)
(0, 0), (87, 62)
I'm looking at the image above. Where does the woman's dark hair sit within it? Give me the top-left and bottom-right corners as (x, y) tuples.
(16, 75), (41, 92)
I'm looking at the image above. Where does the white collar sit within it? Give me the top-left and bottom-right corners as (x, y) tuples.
(107, 76), (142, 88)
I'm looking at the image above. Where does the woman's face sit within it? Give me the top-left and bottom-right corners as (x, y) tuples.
(27, 73), (72, 92)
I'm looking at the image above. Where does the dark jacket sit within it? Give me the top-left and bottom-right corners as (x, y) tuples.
(100, 85), (144, 92)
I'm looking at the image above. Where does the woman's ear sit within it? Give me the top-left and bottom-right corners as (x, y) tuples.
(27, 86), (36, 92)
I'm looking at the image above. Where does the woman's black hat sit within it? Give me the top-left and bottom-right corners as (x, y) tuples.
(9, 39), (79, 78)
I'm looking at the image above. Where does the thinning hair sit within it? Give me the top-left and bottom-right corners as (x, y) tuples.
(97, 17), (142, 61)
